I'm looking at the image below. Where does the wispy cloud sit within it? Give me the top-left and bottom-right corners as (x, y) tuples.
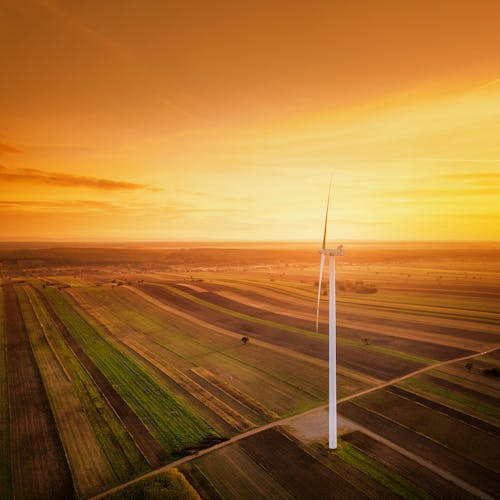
(0, 166), (160, 191)
(382, 187), (500, 197)
(397, 157), (500, 163)
(0, 199), (241, 216)
(440, 173), (500, 181)
(36, 0), (202, 122)
(0, 142), (20, 154)
(0, 200), (121, 213)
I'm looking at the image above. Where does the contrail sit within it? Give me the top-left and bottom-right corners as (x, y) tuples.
(34, 0), (204, 122)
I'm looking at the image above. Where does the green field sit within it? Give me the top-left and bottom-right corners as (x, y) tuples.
(41, 286), (217, 457)
(1, 243), (499, 498)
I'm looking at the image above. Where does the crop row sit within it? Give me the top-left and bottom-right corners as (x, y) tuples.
(40, 285), (216, 457)
(68, 285), (336, 420)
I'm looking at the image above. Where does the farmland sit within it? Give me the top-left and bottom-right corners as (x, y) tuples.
(0, 241), (499, 498)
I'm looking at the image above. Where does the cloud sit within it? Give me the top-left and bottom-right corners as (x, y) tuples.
(0, 200), (121, 213)
(0, 199), (240, 217)
(382, 187), (500, 197)
(0, 165), (160, 191)
(0, 142), (20, 154)
(440, 173), (500, 181)
(397, 157), (500, 164)
(36, 0), (201, 122)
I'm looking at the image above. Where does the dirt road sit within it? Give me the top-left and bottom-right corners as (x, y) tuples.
(93, 341), (500, 499)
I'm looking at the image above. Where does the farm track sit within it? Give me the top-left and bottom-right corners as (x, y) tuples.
(4, 284), (75, 499)
(33, 286), (167, 468)
(351, 390), (500, 472)
(342, 431), (478, 500)
(94, 343), (500, 499)
(239, 428), (370, 499)
(338, 402), (499, 498)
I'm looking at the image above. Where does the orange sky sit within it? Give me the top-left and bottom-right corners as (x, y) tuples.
(1, 0), (499, 241)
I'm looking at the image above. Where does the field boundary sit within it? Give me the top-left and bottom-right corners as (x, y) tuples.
(33, 286), (167, 468)
(92, 342), (500, 499)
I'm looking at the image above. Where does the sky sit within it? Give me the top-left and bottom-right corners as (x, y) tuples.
(1, 0), (500, 242)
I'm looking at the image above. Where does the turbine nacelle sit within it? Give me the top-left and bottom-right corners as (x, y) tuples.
(319, 244), (344, 257)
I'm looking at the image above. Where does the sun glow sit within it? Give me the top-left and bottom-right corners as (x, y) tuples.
(1, 1), (499, 241)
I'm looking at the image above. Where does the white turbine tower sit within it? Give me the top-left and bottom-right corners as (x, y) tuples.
(315, 181), (344, 449)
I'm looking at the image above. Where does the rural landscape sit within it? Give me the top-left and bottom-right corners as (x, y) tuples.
(0, 241), (499, 499)
(2, 1), (500, 498)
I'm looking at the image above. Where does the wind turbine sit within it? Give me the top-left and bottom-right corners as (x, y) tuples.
(315, 180), (344, 449)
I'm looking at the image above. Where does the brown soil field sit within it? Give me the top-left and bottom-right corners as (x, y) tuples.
(339, 309), (499, 345)
(181, 462), (225, 500)
(200, 279), (499, 356)
(202, 281), (491, 349)
(137, 283), (424, 380)
(34, 287), (167, 468)
(191, 366), (278, 421)
(355, 389), (500, 471)
(338, 401), (500, 497)
(172, 283), (473, 360)
(487, 348), (500, 361)
(185, 445), (294, 499)
(20, 285), (116, 497)
(338, 325), (472, 360)
(239, 428), (370, 499)
(120, 338), (253, 432)
(343, 431), (476, 499)
(3, 284), (74, 499)
(70, 284), (334, 419)
(2, 242), (499, 498)
(188, 368), (265, 426)
(136, 282), (330, 360)
(411, 371), (500, 409)
(386, 385), (499, 436)
(0, 285), (11, 500)
(66, 286), (258, 433)
(438, 362), (500, 395)
(336, 344), (423, 380)
(171, 284), (321, 332)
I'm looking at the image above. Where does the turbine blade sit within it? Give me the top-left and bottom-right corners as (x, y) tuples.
(316, 252), (326, 332)
(322, 178), (333, 250)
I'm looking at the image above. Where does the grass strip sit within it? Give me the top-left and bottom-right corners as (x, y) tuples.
(20, 285), (125, 497)
(42, 286), (217, 457)
(29, 287), (149, 483)
(101, 468), (200, 500)
(398, 376), (500, 423)
(163, 284), (327, 340)
(164, 284), (434, 365)
(336, 439), (432, 499)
